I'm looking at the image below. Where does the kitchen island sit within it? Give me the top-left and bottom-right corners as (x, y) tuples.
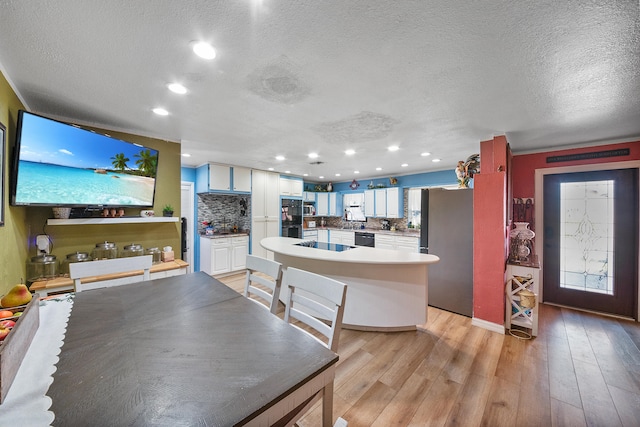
(261, 236), (439, 331)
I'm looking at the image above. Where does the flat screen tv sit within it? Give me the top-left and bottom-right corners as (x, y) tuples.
(11, 110), (159, 208)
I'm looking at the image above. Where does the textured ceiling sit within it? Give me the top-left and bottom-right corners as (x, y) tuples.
(0, 0), (638, 182)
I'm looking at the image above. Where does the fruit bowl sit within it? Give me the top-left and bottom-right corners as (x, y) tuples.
(0, 295), (39, 403)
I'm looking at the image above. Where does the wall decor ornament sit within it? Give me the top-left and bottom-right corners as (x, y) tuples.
(455, 153), (480, 188)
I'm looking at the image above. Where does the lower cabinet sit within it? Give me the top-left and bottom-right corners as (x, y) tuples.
(318, 229), (329, 242)
(375, 234), (419, 252)
(200, 235), (249, 276)
(329, 230), (354, 246)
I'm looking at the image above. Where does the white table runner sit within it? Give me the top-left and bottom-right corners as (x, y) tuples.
(0, 295), (74, 426)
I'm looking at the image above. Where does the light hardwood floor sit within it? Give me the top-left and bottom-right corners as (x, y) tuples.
(220, 272), (640, 427)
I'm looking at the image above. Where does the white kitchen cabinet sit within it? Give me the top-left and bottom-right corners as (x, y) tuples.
(199, 164), (251, 193)
(364, 188), (402, 219)
(329, 192), (340, 216)
(303, 229), (318, 240)
(375, 234), (419, 252)
(386, 187), (403, 218)
(374, 234), (395, 250)
(316, 192), (329, 216)
(233, 167), (252, 192)
(211, 240), (231, 275)
(374, 189), (387, 217)
(303, 191), (316, 202)
(209, 164), (231, 192)
(201, 235), (249, 276)
(251, 170), (280, 259)
(329, 230), (354, 245)
(230, 236), (249, 271)
(395, 236), (419, 252)
(280, 177), (303, 197)
(364, 190), (375, 217)
(316, 192), (340, 216)
(318, 229), (329, 242)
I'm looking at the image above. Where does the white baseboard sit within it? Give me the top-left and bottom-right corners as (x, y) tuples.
(471, 317), (505, 334)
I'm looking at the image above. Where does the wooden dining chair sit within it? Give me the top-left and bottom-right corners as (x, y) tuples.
(281, 267), (348, 427)
(282, 267), (347, 352)
(69, 255), (152, 293)
(244, 255), (283, 314)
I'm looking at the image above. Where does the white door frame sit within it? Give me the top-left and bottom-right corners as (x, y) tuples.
(534, 159), (640, 320)
(181, 181), (195, 273)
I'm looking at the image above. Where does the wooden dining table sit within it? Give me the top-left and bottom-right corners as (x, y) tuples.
(47, 272), (339, 426)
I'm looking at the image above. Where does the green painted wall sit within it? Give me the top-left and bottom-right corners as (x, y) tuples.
(0, 71), (28, 293)
(0, 71), (182, 295)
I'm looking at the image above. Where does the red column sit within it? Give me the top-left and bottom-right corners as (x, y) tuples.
(473, 136), (509, 325)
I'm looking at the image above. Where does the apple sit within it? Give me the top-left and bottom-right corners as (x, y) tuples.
(0, 322), (13, 341)
(0, 310), (13, 319)
(0, 320), (16, 329)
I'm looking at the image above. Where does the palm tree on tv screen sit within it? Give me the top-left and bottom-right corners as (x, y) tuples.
(110, 153), (130, 171)
(135, 149), (158, 177)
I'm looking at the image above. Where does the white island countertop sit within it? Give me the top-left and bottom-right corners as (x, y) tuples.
(261, 236), (440, 331)
(260, 236), (439, 265)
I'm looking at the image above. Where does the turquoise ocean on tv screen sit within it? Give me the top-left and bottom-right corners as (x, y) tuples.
(15, 161), (155, 206)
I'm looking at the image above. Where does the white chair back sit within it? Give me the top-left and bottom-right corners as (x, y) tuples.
(283, 267), (347, 353)
(244, 255), (283, 314)
(69, 255), (152, 292)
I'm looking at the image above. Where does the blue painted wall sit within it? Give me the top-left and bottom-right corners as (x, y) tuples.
(329, 169), (458, 193)
(181, 166), (200, 271)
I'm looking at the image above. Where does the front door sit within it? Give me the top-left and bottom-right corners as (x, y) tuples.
(543, 169), (638, 318)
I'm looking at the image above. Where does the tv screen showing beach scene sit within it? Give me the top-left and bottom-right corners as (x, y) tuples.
(11, 111), (159, 207)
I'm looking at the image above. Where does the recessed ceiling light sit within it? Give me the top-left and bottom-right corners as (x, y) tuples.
(167, 83), (187, 94)
(354, 170), (360, 174)
(345, 149), (355, 155)
(401, 163), (408, 167)
(376, 167), (382, 171)
(303, 173), (308, 177)
(388, 145), (399, 152)
(308, 152), (318, 159)
(284, 170), (291, 174)
(319, 175), (325, 179)
(335, 173), (341, 177)
(268, 167), (274, 171)
(192, 41), (216, 60)
(421, 152), (431, 157)
(275, 155), (285, 161)
(432, 158), (441, 162)
(182, 153), (191, 157)
(152, 107), (169, 116)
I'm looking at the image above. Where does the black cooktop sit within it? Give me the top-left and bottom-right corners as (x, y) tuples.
(295, 240), (355, 252)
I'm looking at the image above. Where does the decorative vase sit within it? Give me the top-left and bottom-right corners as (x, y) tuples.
(510, 222), (535, 261)
(510, 222), (535, 240)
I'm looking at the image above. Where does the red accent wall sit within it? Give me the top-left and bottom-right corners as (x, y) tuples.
(512, 140), (640, 198)
(473, 136), (509, 325)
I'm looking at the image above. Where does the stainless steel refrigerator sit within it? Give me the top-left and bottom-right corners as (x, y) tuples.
(420, 188), (474, 317)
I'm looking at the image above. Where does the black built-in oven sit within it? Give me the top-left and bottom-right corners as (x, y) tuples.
(281, 198), (303, 238)
(354, 232), (375, 247)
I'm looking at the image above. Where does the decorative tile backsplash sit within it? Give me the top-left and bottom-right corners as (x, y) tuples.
(197, 193), (251, 233)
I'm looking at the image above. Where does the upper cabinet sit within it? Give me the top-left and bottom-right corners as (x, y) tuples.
(233, 167), (252, 192)
(386, 187), (403, 218)
(279, 177), (303, 197)
(303, 191), (316, 203)
(364, 190), (375, 217)
(364, 188), (403, 218)
(316, 192), (342, 216)
(196, 164), (251, 194)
